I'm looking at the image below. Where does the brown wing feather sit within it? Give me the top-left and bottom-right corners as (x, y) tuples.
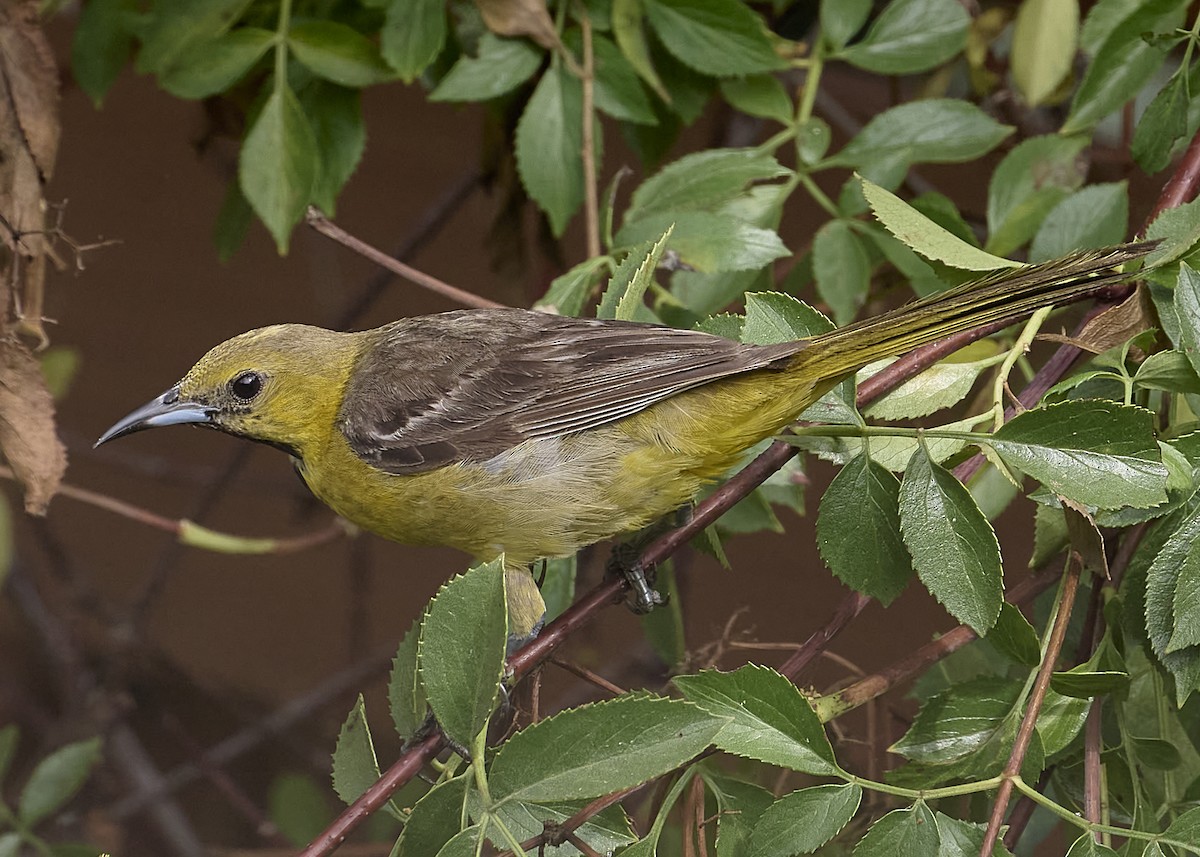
(337, 308), (799, 474)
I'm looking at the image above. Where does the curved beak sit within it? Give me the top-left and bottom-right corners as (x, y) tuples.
(95, 387), (216, 447)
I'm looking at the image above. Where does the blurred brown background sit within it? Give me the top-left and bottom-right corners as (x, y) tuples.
(1, 12), (1164, 855)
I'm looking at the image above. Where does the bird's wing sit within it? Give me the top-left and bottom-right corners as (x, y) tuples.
(337, 308), (800, 475)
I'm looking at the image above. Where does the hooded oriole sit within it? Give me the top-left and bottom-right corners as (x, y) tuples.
(96, 244), (1151, 640)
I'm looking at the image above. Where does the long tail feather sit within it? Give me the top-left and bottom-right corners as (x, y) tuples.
(800, 241), (1157, 380)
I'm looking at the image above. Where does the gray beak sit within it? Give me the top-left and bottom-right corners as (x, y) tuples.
(94, 387), (215, 447)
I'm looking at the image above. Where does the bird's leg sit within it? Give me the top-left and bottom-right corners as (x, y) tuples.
(607, 542), (666, 614)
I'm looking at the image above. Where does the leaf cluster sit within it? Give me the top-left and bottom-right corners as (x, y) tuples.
(0, 726), (103, 857)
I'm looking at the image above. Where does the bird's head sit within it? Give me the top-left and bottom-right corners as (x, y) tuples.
(96, 324), (364, 458)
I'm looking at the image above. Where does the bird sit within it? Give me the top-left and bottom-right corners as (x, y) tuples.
(96, 243), (1153, 643)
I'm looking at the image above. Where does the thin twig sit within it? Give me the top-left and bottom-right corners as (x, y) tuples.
(578, 9), (601, 261)
(8, 462), (348, 553)
(980, 555), (1083, 857)
(549, 655), (627, 697)
(305, 207), (503, 310)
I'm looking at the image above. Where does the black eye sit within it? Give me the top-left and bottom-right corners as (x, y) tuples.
(229, 371), (263, 401)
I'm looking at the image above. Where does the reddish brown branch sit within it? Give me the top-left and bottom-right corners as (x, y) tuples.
(980, 556), (1083, 857)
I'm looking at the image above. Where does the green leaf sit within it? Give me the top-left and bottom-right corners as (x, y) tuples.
(418, 558), (507, 749)
(854, 802), (940, 856)
(892, 677), (1022, 763)
(537, 256), (608, 316)
(742, 291), (834, 342)
(429, 33), (542, 101)
(1029, 182), (1129, 263)
(17, 737), (102, 827)
(612, 0), (669, 100)
(0, 834), (18, 857)
(625, 148), (789, 222)
(388, 619), (426, 741)
(828, 99), (1013, 171)
(704, 775), (773, 856)
(515, 65), (584, 236)
(839, 0), (968, 75)
(301, 82), (365, 214)
(719, 75), (792, 124)
(640, 562), (686, 666)
(1010, 0), (1079, 106)
(619, 227), (672, 319)
(816, 452), (912, 605)
(599, 233), (668, 319)
(1142, 499), (1200, 703)
(899, 445), (1003, 634)
(1147, 199), (1200, 272)
(1134, 350), (1200, 394)
(381, 0), (446, 81)
(489, 696), (724, 802)
(289, 20), (394, 87)
(987, 603), (1041, 667)
(395, 776), (469, 857)
(158, 27), (274, 99)
(1133, 67), (1194, 174)
(749, 783), (862, 855)
(0, 724), (17, 782)
(820, 0), (872, 50)
(331, 695), (381, 807)
(269, 774), (333, 846)
(1063, 0), (1189, 134)
(587, 33), (658, 124)
(1129, 735), (1183, 770)
(1163, 805), (1200, 847)
(618, 212), (788, 273)
(862, 177), (1019, 271)
(863, 342), (1002, 421)
(1065, 833), (1120, 856)
(238, 84), (319, 253)
(434, 826), (481, 857)
(1176, 264), (1200, 381)
(674, 665), (839, 775)
(1035, 690), (1089, 757)
(134, 0), (251, 76)
(988, 400), (1168, 510)
(71, 0), (136, 106)
(538, 556), (577, 622)
(642, 0), (784, 76)
(813, 219), (872, 324)
(1050, 668), (1130, 698)
(1170, 523), (1200, 652)
(935, 812), (1007, 856)
(985, 135), (1087, 256)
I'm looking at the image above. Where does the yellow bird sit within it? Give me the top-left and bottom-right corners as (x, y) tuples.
(96, 244), (1151, 641)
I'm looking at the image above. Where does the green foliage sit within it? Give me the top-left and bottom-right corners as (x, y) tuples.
(64, 0), (1200, 851)
(0, 728), (103, 855)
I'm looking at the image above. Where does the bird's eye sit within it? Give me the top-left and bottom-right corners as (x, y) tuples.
(229, 371), (263, 402)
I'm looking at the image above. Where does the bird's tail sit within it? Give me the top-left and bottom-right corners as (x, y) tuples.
(796, 241), (1158, 381)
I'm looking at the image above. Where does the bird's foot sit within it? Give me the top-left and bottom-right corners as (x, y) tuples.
(607, 543), (666, 614)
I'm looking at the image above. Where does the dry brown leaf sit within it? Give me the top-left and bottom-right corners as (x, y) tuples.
(473, 0), (563, 51)
(1037, 290), (1151, 356)
(0, 0), (60, 349)
(0, 338), (66, 513)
